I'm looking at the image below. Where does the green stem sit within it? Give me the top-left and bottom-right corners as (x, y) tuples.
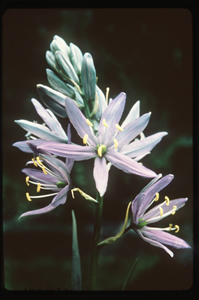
(89, 192), (104, 290)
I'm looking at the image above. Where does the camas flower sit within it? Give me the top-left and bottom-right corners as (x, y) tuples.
(131, 174), (191, 257)
(39, 93), (166, 197)
(13, 98), (68, 153)
(19, 152), (72, 218)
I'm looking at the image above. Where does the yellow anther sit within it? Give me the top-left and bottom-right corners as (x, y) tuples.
(26, 176), (30, 186)
(159, 206), (163, 217)
(32, 158), (37, 167)
(71, 189), (75, 199)
(114, 139), (118, 149)
(36, 156), (43, 166)
(172, 205), (177, 215)
(37, 183), (41, 193)
(42, 166), (48, 175)
(154, 192), (159, 201)
(86, 119), (93, 127)
(98, 146), (102, 157)
(115, 124), (124, 131)
(165, 196), (170, 206)
(169, 224), (173, 231)
(83, 134), (88, 145)
(174, 225), (180, 233)
(26, 192), (32, 201)
(103, 119), (109, 127)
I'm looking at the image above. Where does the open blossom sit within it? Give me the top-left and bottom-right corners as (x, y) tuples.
(39, 93), (167, 197)
(19, 151), (72, 219)
(13, 98), (68, 153)
(131, 174), (191, 257)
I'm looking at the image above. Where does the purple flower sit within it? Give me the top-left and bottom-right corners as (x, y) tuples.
(19, 152), (72, 219)
(39, 93), (167, 196)
(131, 174), (191, 257)
(13, 98), (68, 153)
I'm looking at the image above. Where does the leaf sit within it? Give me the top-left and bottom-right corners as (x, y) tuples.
(71, 210), (82, 290)
(98, 201), (132, 247)
(121, 257), (139, 290)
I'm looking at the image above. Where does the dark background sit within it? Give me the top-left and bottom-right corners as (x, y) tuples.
(3, 9), (193, 291)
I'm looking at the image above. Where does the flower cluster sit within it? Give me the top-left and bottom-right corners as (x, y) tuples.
(13, 35), (190, 265)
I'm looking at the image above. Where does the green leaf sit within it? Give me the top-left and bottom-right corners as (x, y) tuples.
(71, 210), (82, 290)
(121, 257), (139, 291)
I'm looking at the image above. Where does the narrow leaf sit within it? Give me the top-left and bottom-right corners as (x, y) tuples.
(121, 257), (139, 290)
(71, 210), (82, 290)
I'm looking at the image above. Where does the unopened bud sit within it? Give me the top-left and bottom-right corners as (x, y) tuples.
(37, 84), (67, 118)
(81, 53), (96, 101)
(69, 43), (83, 75)
(46, 69), (75, 98)
(55, 51), (79, 84)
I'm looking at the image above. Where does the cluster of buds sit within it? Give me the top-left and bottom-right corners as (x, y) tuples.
(37, 35), (106, 131)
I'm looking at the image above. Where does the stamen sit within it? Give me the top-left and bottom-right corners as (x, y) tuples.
(154, 192), (159, 201)
(26, 192), (58, 200)
(83, 134), (88, 145)
(32, 158), (37, 167)
(26, 192), (32, 201)
(174, 225), (180, 233)
(71, 189), (75, 199)
(36, 156), (43, 166)
(114, 139), (118, 149)
(37, 183), (41, 193)
(159, 206), (163, 217)
(165, 196), (170, 206)
(172, 205), (177, 215)
(103, 119), (109, 127)
(86, 119), (93, 127)
(106, 87), (110, 105)
(169, 224), (173, 231)
(42, 166), (48, 175)
(115, 124), (123, 131)
(98, 145), (102, 157)
(26, 176), (30, 186)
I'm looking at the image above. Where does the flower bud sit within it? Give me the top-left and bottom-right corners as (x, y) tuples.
(37, 84), (67, 118)
(46, 69), (75, 98)
(69, 43), (83, 75)
(74, 90), (84, 108)
(81, 53), (96, 101)
(46, 50), (57, 72)
(51, 35), (70, 56)
(95, 86), (107, 120)
(55, 51), (79, 85)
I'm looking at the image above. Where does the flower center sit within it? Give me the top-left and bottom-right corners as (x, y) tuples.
(25, 156), (66, 201)
(137, 218), (148, 228)
(97, 144), (107, 157)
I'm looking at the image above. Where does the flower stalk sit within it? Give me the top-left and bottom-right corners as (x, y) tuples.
(89, 192), (104, 290)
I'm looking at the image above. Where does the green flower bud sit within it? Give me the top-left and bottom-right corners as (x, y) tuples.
(51, 35), (70, 56)
(46, 50), (57, 72)
(81, 53), (96, 101)
(46, 68), (75, 98)
(37, 84), (67, 118)
(74, 89), (84, 108)
(95, 86), (107, 120)
(55, 51), (79, 85)
(69, 43), (83, 75)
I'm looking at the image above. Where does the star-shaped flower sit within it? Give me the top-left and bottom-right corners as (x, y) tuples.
(19, 151), (72, 219)
(39, 93), (167, 197)
(131, 174), (191, 257)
